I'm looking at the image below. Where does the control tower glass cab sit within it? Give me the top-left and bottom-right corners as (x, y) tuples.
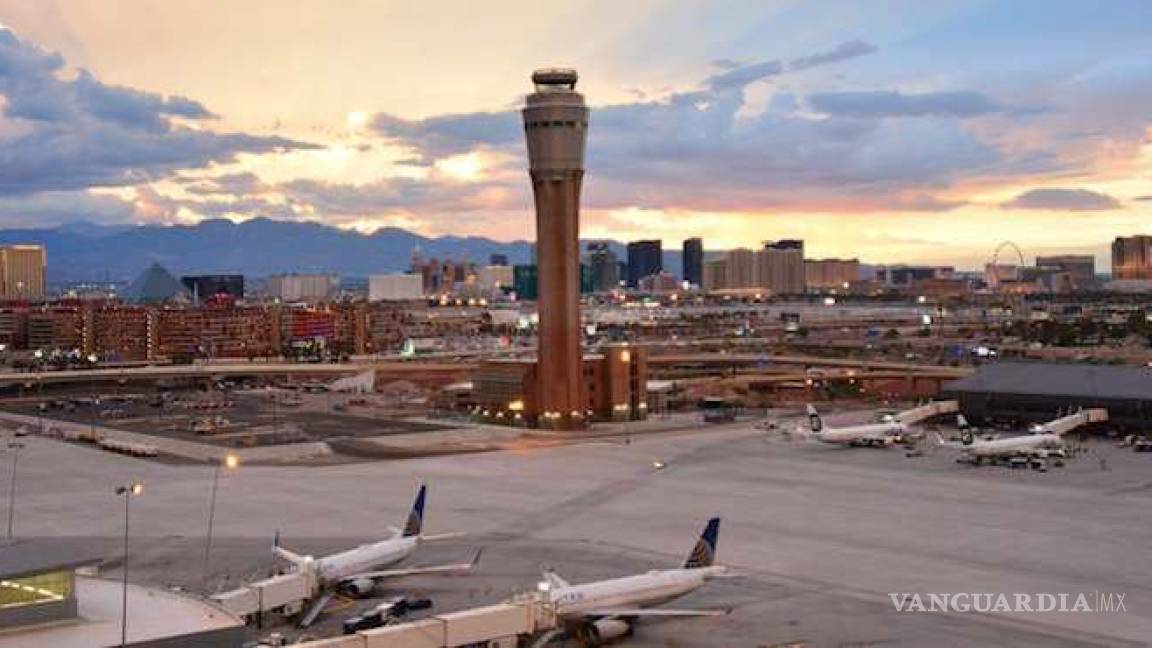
(522, 68), (589, 430)
(523, 69), (588, 176)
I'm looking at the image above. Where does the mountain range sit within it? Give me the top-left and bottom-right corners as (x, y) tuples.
(0, 219), (684, 283)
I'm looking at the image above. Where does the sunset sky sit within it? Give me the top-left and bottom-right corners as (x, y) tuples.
(0, 0), (1150, 268)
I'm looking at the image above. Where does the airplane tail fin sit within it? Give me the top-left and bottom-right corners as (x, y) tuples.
(684, 518), (721, 569)
(542, 568), (571, 590)
(403, 484), (427, 537)
(806, 404), (823, 433)
(271, 530), (307, 566)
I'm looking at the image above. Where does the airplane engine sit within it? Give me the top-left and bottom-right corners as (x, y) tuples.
(344, 578), (376, 598)
(574, 619), (632, 646)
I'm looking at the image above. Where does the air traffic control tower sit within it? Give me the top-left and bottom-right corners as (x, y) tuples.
(523, 68), (588, 430)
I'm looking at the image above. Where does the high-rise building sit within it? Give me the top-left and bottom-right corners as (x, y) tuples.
(522, 68), (589, 429)
(702, 259), (728, 291)
(626, 240), (662, 287)
(181, 274), (245, 302)
(682, 238), (703, 287)
(876, 265), (954, 286)
(489, 253), (509, 267)
(513, 265), (538, 300)
(638, 272), (679, 293)
(757, 240), (805, 295)
(368, 274), (423, 301)
(586, 242), (619, 292)
(1036, 255), (1095, 290)
(476, 265), (514, 293)
(0, 245), (46, 299)
(1112, 236), (1152, 280)
(805, 258), (859, 290)
(267, 273), (339, 302)
(725, 248), (757, 288)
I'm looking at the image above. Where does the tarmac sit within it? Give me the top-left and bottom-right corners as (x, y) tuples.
(5, 406), (1152, 647)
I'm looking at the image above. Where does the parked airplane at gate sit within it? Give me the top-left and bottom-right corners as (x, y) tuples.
(935, 409), (1107, 465)
(799, 401), (959, 447)
(273, 484), (477, 627)
(538, 518), (730, 646)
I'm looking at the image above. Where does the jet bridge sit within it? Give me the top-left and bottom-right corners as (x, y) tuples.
(1033, 408), (1108, 435)
(211, 569), (316, 620)
(893, 400), (960, 425)
(252, 595), (558, 648)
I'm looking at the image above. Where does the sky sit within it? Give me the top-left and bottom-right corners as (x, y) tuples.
(0, 0), (1150, 268)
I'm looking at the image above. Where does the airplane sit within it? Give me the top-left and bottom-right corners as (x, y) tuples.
(272, 484), (478, 627)
(789, 401), (961, 447)
(934, 409), (1108, 466)
(799, 404), (907, 446)
(536, 518), (730, 647)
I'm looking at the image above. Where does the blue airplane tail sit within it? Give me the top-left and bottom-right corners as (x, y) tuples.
(684, 517), (721, 569)
(403, 484), (426, 537)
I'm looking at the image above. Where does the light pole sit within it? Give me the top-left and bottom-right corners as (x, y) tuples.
(6, 441), (25, 538)
(203, 453), (239, 587)
(114, 482), (143, 648)
(88, 354), (99, 440)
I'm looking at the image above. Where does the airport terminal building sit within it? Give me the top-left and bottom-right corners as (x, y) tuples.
(942, 361), (1152, 430)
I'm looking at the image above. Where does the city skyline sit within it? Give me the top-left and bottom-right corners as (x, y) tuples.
(0, 2), (1151, 268)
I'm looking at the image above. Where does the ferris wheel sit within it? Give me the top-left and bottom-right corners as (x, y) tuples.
(989, 241), (1026, 283)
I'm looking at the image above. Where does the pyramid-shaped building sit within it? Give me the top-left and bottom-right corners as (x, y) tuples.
(123, 262), (190, 303)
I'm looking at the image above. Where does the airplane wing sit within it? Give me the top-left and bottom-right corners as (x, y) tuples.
(350, 549), (482, 582)
(578, 608), (731, 618)
(420, 531), (468, 541)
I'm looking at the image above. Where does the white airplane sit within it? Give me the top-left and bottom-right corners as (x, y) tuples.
(801, 404), (906, 446)
(795, 401), (959, 447)
(273, 484), (477, 627)
(935, 409), (1108, 465)
(537, 518), (730, 646)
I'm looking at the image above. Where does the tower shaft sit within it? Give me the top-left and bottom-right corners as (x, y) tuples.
(522, 69), (589, 430)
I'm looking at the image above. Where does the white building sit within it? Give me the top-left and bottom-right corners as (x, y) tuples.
(476, 265), (515, 292)
(369, 273), (424, 301)
(268, 273), (339, 302)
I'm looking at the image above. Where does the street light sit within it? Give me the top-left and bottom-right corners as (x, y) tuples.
(114, 482), (143, 648)
(202, 454), (239, 587)
(5, 441), (25, 538)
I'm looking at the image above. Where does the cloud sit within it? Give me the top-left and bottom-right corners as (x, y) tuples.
(701, 41), (875, 93)
(363, 52), (1056, 215)
(711, 58), (744, 70)
(184, 172), (268, 196)
(0, 189), (137, 227)
(1002, 188), (1122, 211)
(372, 110), (521, 159)
(808, 90), (1006, 118)
(0, 28), (314, 196)
(789, 40), (878, 71)
(278, 177), (525, 215)
(703, 60), (783, 91)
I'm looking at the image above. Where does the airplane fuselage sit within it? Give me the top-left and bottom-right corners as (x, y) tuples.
(317, 536), (418, 584)
(551, 567), (724, 617)
(965, 432), (1064, 458)
(813, 422), (907, 445)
